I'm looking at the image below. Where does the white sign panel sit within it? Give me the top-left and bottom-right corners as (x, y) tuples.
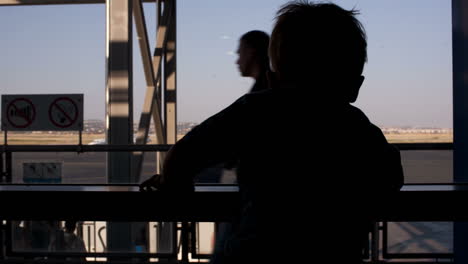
(1, 94), (83, 131)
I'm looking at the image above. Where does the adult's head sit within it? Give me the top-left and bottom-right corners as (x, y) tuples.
(236, 30), (270, 80)
(269, 1), (367, 102)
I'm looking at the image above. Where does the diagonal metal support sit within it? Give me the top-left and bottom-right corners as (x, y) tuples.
(164, 2), (177, 146)
(132, 0), (174, 181)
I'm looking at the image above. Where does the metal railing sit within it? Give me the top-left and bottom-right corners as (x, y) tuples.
(0, 183), (464, 263)
(0, 142), (458, 263)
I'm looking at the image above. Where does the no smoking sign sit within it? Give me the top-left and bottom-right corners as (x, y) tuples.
(49, 97), (79, 128)
(2, 94), (83, 131)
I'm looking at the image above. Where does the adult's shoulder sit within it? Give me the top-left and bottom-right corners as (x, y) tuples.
(244, 88), (275, 100)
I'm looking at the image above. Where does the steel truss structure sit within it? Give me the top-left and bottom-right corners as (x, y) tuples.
(0, 0), (177, 261)
(0, 0), (176, 183)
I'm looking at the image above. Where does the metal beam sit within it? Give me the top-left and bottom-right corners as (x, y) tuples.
(151, 0), (173, 109)
(0, 0), (154, 6)
(106, 0), (133, 183)
(105, 0), (134, 257)
(1, 144), (172, 152)
(156, 0), (162, 105)
(453, 0), (468, 263)
(0, 143), (450, 153)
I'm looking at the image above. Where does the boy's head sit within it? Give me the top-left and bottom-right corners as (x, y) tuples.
(269, 1), (367, 102)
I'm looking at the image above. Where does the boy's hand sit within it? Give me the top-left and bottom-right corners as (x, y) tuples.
(139, 174), (163, 192)
(139, 174), (195, 193)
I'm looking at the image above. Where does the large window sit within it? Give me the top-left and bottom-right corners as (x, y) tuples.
(0, 1), (456, 262)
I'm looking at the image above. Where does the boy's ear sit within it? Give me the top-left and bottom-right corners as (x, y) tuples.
(348, 75), (365, 103)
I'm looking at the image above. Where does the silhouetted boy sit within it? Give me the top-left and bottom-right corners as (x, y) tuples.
(141, 1), (403, 264)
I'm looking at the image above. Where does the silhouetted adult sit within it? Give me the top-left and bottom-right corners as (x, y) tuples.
(48, 221), (87, 262)
(236, 30), (270, 93)
(209, 31), (271, 263)
(63, 221), (87, 255)
(218, 30), (271, 182)
(193, 30), (271, 185)
(141, 2), (403, 264)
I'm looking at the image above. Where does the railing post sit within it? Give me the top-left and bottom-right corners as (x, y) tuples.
(371, 222), (380, 262)
(0, 221), (4, 260)
(0, 151), (3, 183)
(5, 152), (11, 183)
(180, 222), (190, 262)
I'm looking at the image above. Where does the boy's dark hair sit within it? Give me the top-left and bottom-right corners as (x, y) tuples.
(270, 1), (367, 82)
(240, 30), (270, 70)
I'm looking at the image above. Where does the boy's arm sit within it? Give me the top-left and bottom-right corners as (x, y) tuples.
(140, 96), (248, 192)
(369, 124), (404, 192)
(382, 144), (404, 192)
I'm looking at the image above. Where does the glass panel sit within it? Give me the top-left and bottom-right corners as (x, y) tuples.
(196, 222), (215, 256)
(195, 165), (234, 184)
(351, 0), (453, 142)
(176, 0), (453, 140)
(10, 221), (175, 257)
(401, 150), (452, 184)
(386, 222), (453, 255)
(11, 221), (91, 258)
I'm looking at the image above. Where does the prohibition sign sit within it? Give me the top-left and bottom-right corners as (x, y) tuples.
(48, 97), (79, 128)
(6, 98), (36, 129)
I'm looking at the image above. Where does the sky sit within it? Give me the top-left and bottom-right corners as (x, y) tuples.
(0, 0), (453, 128)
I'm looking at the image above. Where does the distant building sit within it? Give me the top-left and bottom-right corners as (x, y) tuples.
(177, 122), (198, 136)
(380, 126), (453, 135)
(83, 120), (105, 133)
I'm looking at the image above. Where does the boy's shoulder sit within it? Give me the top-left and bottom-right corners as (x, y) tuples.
(347, 104), (369, 122)
(347, 104), (387, 141)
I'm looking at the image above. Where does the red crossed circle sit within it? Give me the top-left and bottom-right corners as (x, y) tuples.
(48, 97), (79, 128)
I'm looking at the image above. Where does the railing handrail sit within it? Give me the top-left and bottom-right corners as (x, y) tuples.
(0, 142), (453, 153)
(1, 144), (173, 152)
(0, 183), (464, 222)
(393, 142), (453, 150)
